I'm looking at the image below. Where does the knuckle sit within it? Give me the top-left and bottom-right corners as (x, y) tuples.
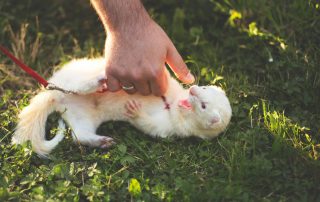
(108, 86), (120, 92)
(149, 66), (164, 79)
(107, 65), (126, 78)
(131, 72), (143, 81)
(106, 66), (117, 75)
(153, 90), (163, 97)
(140, 90), (151, 96)
(136, 85), (151, 96)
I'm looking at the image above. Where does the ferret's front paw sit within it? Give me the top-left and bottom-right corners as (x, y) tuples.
(125, 100), (142, 118)
(99, 136), (115, 149)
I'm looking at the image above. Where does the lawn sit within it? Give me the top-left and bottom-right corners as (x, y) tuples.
(0, 0), (320, 201)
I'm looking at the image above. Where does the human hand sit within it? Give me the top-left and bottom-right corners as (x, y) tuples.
(104, 20), (195, 96)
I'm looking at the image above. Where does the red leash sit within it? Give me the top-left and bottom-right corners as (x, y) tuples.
(0, 45), (49, 87)
(0, 45), (77, 94)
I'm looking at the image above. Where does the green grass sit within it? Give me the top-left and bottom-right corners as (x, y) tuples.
(1, 0), (320, 201)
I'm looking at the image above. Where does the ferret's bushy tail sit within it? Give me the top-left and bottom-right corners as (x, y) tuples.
(12, 90), (65, 157)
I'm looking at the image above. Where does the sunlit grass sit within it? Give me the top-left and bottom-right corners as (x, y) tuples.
(0, 0), (319, 201)
(250, 101), (319, 160)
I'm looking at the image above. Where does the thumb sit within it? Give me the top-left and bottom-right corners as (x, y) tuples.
(166, 43), (195, 84)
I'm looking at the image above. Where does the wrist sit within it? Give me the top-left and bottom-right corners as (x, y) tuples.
(107, 14), (153, 39)
(92, 0), (152, 37)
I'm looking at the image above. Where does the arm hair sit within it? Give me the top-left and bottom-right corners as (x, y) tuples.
(90, 0), (152, 35)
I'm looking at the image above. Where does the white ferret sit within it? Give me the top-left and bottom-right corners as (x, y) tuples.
(12, 58), (232, 156)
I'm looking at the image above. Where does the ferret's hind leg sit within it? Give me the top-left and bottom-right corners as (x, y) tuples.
(65, 115), (114, 149)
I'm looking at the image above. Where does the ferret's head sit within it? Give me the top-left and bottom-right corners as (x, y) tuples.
(178, 85), (232, 139)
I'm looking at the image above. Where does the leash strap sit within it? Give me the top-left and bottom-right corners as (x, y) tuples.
(46, 83), (77, 94)
(161, 96), (170, 110)
(0, 45), (49, 87)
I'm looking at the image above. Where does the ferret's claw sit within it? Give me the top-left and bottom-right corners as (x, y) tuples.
(100, 136), (115, 148)
(125, 100), (141, 118)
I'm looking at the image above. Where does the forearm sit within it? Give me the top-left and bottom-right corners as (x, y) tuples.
(90, 0), (152, 35)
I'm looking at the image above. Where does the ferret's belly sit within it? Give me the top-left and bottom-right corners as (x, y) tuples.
(63, 91), (175, 137)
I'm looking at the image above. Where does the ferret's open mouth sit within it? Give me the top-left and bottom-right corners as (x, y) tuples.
(178, 97), (192, 109)
(178, 87), (198, 110)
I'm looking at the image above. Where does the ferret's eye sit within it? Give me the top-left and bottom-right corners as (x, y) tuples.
(201, 102), (206, 109)
(202, 87), (206, 90)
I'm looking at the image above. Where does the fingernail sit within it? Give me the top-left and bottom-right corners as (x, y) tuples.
(184, 72), (195, 84)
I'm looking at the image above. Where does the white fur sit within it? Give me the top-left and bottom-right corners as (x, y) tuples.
(12, 58), (232, 156)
